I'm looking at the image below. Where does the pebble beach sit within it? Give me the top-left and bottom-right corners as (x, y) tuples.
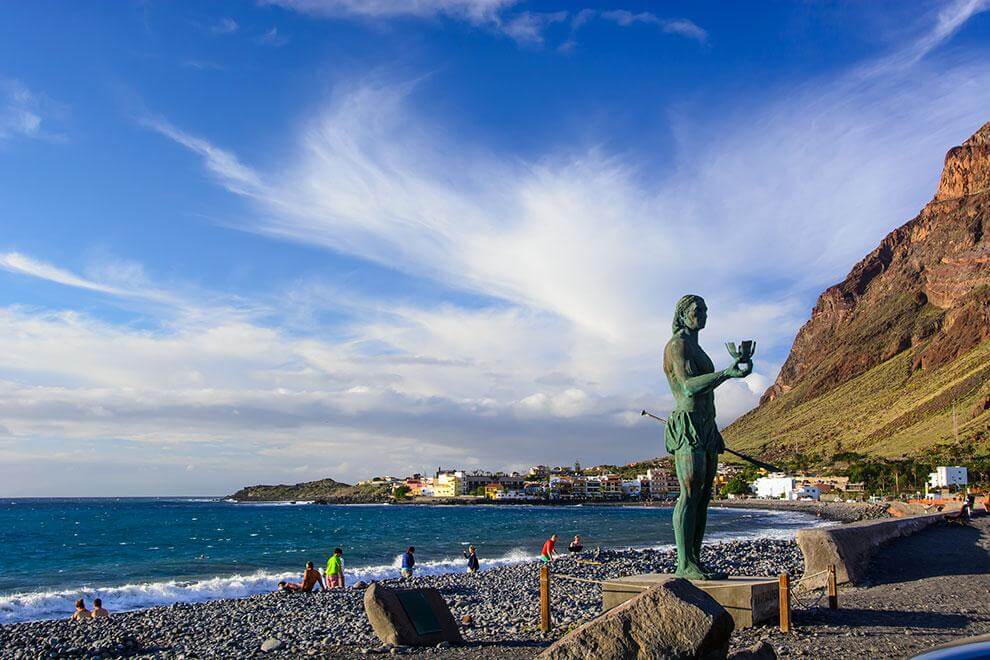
(0, 538), (804, 658)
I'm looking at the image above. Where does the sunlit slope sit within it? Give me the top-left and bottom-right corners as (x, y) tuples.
(723, 339), (990, 460)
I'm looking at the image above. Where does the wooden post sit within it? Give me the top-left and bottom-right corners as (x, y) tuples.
(778, 573), (791, 633)
(827, 564), (838, 609)
(540, 564), (551, 632)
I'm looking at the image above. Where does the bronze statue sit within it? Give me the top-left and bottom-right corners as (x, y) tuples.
(662, 294), (754, 580)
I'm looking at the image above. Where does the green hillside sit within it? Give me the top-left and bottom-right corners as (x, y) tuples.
(724, 339), (990, 461)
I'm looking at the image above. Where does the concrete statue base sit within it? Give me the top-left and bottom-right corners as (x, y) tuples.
(601, 574), (779, 628)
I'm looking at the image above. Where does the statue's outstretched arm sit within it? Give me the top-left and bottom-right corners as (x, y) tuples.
(666, 340), (736, 397)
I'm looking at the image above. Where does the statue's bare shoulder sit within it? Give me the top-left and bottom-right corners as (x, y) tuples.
(664, 333), (687, 360)
(663, 334), (687, 376)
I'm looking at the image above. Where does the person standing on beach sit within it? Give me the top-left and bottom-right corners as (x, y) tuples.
(70, 599), (90, 621)
(91, 598), (109, 619)
(401, 546), (416, 579)
(464, 545), (480, 573)
(540, 534), (558, 563)
(325, 547), (345, 588)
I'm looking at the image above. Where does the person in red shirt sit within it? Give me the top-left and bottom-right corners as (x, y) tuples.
(540, 534), (558, 563)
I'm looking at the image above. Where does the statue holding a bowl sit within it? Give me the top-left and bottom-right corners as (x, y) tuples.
(662, 294), (754, 580)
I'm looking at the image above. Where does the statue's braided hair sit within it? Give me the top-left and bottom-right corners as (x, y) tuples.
(672, 294), (705, 334)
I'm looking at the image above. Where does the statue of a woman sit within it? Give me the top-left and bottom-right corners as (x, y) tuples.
(663, 294), (751, 580)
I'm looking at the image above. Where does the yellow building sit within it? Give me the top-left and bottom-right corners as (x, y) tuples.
(485, 483), (505, 499)
(433, 472), (461, 497)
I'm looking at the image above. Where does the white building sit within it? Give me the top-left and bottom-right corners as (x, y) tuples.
(753, 475), (820, 501)
(637, 468), (679, 499)
(928, 466), (968, 490)
(585, 476), (602, 499)
(621, 480), (642, 498)
(494, 489), (538, 501)
(792, 484), (821, 501)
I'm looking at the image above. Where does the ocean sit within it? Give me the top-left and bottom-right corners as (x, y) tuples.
(0, 498), (818, 624)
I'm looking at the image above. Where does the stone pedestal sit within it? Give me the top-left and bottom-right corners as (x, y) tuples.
(602, 574), (778, 628)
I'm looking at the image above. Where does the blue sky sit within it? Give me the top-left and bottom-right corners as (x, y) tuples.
(2, 0), (990, 496)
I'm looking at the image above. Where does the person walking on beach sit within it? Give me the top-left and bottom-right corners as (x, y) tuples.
(464, 545), (480, 573)
(540, 534), (558, 563)
(71, 599), (90, 621)
(401, 546), (416, 579)
(91, 598), (109, 619)
(325, 547), (345, 588)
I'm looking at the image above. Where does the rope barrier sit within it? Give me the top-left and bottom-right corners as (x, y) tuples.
(792, 569), (829, 586)
(550, 573), (649, 588)
(789, 585), (826, 610)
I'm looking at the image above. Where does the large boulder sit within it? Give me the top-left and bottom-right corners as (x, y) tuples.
(363, 583), (463, 647)
(539, 576), (734, 660)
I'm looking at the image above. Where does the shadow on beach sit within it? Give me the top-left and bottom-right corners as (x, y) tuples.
(864, 520), (990, 587)
(796, 607), (970, 631)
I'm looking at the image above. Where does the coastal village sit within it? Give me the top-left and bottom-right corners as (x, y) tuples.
(356, 461), (974, 503)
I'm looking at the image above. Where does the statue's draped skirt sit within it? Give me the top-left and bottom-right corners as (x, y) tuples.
(664, 409), (725, 454)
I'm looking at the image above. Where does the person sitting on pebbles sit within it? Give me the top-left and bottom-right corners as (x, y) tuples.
(278, 561), (325, 593)
(91, 598), (109, 619)
(568, 535), (584, 553)
(70, 598), (90, 621)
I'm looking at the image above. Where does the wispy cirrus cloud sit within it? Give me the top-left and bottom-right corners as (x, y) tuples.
(264, 1), (708, 50)
(140, 116), (263, 195)
(860, 0), (990, 76)
(0, 252), (203, 309)
(0, 79), (56, 142)
(499, 10), (568, 46)
(599, 10), (708, 43)
(256, 27), (290, 46)
(263, 0), (516, 23)
(210, 17), (239, 35)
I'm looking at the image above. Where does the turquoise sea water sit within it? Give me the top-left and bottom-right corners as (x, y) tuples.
(0, 498), (817, 623)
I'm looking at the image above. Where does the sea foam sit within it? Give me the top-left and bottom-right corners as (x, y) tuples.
(0, 547), (538, 625)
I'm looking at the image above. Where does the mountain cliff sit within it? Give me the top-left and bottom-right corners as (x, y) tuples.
(724, 121), (990, 460)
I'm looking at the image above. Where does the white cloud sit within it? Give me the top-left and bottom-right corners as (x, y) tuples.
(211, 17), (239, 35)
(256, 27), (290, 46)
(599, 10), (708, 43)
(266, 1), (708, 49)
(0, 79), (46, 141)
(140, 116), (263, 195)
(901, 0), (989, 66)
(264, 0), (517, 23)
(0, 252), (182, 305)
(499, 11), (568, 46)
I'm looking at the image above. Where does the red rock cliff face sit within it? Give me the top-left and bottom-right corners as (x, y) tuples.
(762, 121), (990, 405)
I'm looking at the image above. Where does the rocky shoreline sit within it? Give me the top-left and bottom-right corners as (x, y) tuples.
(711, 499), (889, 523)
(0, 539), (803, 659)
